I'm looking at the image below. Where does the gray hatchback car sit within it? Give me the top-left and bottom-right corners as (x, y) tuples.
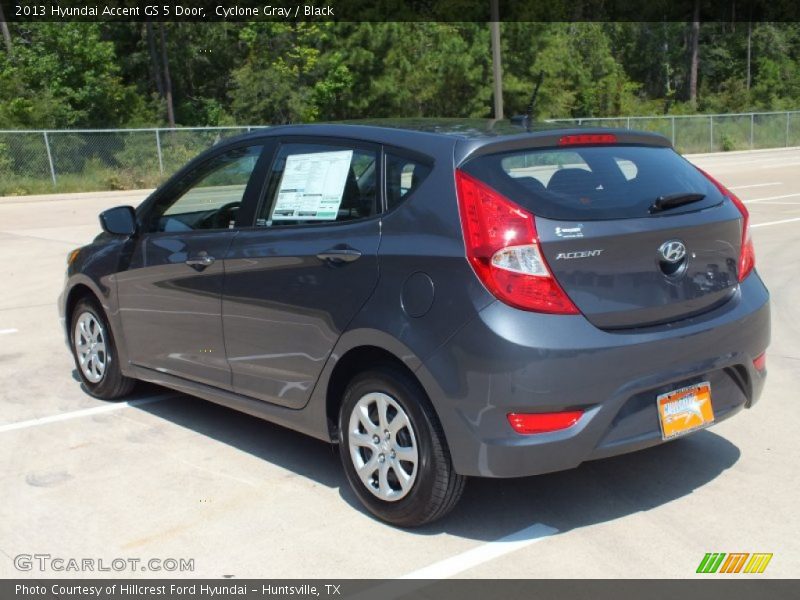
(59, 120), (770, 526)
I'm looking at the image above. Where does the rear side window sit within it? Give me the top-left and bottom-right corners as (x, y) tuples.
(462, 146), (724, 220)
(257, 142), (378, 227)
(385, 152), (432, 210)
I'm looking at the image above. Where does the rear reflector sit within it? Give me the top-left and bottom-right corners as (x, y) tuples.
(558, 133), (617, 146)
(507, 411), (584, 434)
(753, 352), (766, 372)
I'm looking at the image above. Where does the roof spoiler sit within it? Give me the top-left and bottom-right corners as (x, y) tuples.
(455, 128), (673, 164)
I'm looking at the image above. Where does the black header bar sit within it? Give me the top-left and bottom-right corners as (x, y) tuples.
(3, 0), (800, 23)
(3, 579), (799, 600)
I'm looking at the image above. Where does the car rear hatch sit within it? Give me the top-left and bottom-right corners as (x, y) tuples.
(458, 131), (747, 329)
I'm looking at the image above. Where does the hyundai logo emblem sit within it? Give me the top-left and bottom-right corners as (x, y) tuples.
(658, 240), (687, 264)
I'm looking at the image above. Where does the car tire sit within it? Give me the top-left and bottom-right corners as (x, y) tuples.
(70, 297), (135, 400)
(338, 365), (466, 527)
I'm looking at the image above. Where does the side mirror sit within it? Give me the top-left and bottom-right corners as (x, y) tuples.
(99, 206), (137, 236)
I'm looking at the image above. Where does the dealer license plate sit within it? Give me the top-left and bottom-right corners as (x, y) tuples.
(657, 382), (715, 440)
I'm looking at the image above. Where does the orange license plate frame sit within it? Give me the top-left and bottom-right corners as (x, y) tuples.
(657, 381), (715, 440)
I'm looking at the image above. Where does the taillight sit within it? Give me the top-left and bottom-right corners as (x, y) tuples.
(507, 411), (584, 434)
(753, 352), (766, 372)
(697, 167), (755, 282)
(455, 170), (579, 314)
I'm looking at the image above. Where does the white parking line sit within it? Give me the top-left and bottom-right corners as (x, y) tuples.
(0, 328), (18, 335)
(744, 193), (800, 204)
(702, 161), (800, 172)
(0, 393), (174, 433)
(729, 182), (781, 190)
(696, 159), (800, 169)
(757, 161), (800, 169)
(399, 523), (558, 579)
(752, 217), (800, 229)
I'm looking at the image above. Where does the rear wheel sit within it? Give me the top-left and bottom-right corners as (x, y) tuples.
(70, 297), (135, 399)
(338, 366), (465, 527)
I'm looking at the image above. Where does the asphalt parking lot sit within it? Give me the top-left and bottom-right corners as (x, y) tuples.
(1, 148), (798, 579)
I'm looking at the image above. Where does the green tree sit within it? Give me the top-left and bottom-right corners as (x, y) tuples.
(229, 23), (352, 124)
(749, 24), (800, 109)
(504, 23), (636, 119)
(0, 23), (140, 128)
(347, 22), (491, 119)
(4, 21), (800, 130)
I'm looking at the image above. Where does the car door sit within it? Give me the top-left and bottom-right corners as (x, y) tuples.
(222, 139), (382, 408)
(116, 142), (268, 389)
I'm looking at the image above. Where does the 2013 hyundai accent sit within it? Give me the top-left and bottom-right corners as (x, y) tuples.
(59, 121), (770, 526)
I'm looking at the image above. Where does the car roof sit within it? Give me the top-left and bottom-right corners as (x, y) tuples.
(239, 118), (573, 140)
(333, 118), (567, 138)
(222, 119), (672, 165)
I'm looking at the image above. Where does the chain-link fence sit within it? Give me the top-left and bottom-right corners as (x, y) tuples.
(0, 126), (265, 196)
(549, 110), (800, 154)
(2, 111), (800, 195)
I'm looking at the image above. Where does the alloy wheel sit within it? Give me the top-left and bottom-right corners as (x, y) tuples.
(347, 392), (419, 501)
(73, 311), (107, 383)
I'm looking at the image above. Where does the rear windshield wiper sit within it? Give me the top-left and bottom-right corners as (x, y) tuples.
(649, 192), (706, 213)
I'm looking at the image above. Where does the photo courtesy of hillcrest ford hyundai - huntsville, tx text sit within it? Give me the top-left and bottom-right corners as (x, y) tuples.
(59, 120), (770, 527)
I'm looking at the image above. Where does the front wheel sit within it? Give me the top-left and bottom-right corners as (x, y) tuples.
(338, 366), (465, 527)
(70, 297), (135, 399)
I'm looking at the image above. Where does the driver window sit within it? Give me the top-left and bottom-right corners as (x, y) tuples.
(147, 144), (264, 233)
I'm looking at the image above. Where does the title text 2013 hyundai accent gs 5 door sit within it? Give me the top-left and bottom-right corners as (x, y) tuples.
(59, 121), (770, 527)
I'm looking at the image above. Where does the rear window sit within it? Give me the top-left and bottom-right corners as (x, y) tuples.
(461, 146), (724, 220)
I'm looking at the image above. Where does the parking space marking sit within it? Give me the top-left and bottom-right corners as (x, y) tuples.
(694, 159), (800, 169)
(0, 302), (65, 312)
(0, 328), (18, 335)
(744, 193), (800, 204)
(756, 161), (800, 169)
(729, 182), (781, 190)
(399, 523), (558, 579)
(752, 217), (800, 229)
(0, 393), (174, 433)
(699, 161), (800, 172)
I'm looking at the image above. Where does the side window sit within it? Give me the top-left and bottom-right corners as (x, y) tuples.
(256, 143), (378, 227)
(385, 152), (432, 211)
(145, 144), (264, 233)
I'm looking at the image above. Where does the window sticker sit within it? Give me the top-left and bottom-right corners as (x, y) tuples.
(271, 150), (354, 221)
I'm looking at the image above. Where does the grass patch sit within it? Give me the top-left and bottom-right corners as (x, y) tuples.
(0, 165), (167, 196)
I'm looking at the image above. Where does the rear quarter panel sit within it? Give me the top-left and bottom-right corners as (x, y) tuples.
(304, 139), (494, 433)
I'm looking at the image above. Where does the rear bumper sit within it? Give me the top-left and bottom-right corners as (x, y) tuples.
(419, 273), (770, 478)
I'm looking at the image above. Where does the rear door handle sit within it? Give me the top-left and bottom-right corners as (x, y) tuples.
(185, 253), (215, 270)
(316, 247), (362, 264)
